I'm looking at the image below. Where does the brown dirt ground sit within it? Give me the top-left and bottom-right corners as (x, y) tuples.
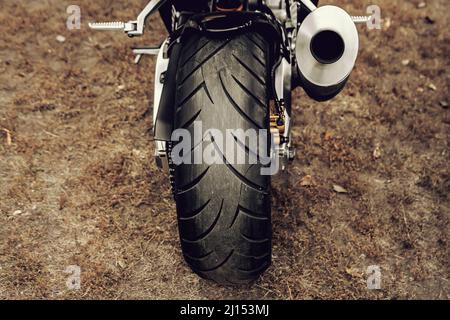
(0, 0), (449, 299)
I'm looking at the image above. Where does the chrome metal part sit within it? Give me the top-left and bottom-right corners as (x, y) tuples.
(153, 40), (170, 169)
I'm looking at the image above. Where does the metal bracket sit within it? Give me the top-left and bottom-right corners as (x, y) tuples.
(297, 0), (371, 25)
(155, 141), (169, 170)
(299, 0), (318, 12)
(132, 46), (161, 64)
(89, 0), (166, 36)
(127, 0), (166, 36)
(153, 40), (171, 169)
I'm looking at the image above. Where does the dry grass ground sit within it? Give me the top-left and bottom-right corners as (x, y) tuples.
(0, 0), (448, 299)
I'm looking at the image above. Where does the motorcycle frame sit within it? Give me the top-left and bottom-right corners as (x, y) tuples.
(88, 0), (368, 170)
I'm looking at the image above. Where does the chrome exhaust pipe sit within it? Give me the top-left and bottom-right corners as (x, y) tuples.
(296, 5), (359, 101)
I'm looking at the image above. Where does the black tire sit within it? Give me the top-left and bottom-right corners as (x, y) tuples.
(172, 32), (272, 285)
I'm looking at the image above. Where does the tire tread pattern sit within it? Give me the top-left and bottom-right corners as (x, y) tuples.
(173, 33), (271, 285)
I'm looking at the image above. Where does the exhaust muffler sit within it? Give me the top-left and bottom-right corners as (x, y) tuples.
(296, 5), (359, 101)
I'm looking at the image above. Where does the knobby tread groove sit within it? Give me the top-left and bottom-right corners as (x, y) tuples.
(184, 250), (213, 261)
(231, 74), (266, 109)
(219, 72), (263, 130)
(232, 54), (265, 85)
(181, 199), (224, 243)
(179, 108), (201, 129)
(245, 34), (265, 54)
(179, 39), (231, 86)
(180, 38), (211, 67)
(178, 199), (211, 220)
(241, 232), (270, 244)
(211, 136), (265, 191)
(231, 132), (260, 160)
(177, 81), (207, 110)
(198, 249), (234, 272)
(176, 166), (210, 194)
(252, 53), (266, 67)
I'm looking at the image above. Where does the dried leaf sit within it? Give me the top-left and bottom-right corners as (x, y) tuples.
(300, 175), (313, 187)
(333, 184), (348, 194)
(12, 210), (22, 216)
(383, 17), (391, 30)
(324, 131), (334, 141)
(346, 267), (363, 278)
(56, 35), (66, 43)
(401, 59), (410, 66)
(428, 83), (437, 91)
(1, 128), (12, 145)
(117, 259), (126, 269)
(373, 144), (382, 159)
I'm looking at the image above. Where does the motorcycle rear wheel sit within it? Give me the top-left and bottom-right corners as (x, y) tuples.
(172, 32), (272, 285)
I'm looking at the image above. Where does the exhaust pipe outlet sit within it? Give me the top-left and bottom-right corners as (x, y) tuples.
(296, 5), (359, 101)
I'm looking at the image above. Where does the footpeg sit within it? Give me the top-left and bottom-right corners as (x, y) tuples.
(351, 15), (371, 24)
(88, 21), (136, 32)
(88, 0), (165, 37)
